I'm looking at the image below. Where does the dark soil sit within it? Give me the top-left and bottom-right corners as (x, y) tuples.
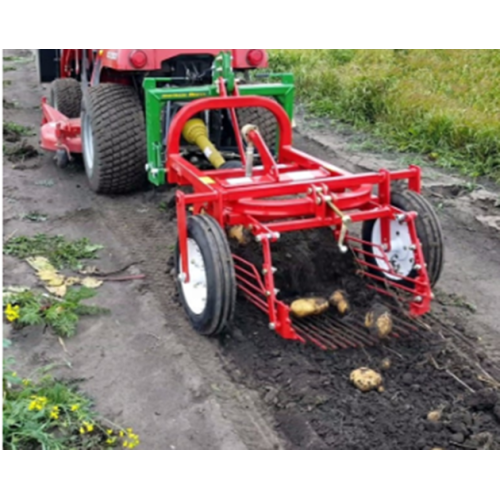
(224, 228), (500, 450)
(232, 228), (375, 306)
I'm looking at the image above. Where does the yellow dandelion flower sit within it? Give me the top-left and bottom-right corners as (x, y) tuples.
(80, 427), (86, 435)
(50, 406), (60, 420)
(11, 372), (17, 378)
(107, 429), (114, 435)
(5, 304), (21, 323)
(22, 379), (31, 387)
(28, 401), (38, 412)
(85, 423), (94, 433)
(123, 441), (129, 448)
(119, 431), (125, 438)
(71, 404), (80, 412)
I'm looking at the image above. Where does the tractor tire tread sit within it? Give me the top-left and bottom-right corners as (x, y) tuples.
(50, 78), (82, 119)
(84, 84), (146, 194)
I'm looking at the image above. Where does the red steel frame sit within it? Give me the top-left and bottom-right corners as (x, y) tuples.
(168, 94), (433, 344)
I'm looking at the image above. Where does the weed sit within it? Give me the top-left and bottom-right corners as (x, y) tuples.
(3, 80), (12, 87)
(3, 121), (34, 142)
(3, 234), (103, 270)
(3, 340), (140, 450)
(4, 66), (16, 72)
(23, 212), (49, 223)
(4, 287), (109, 338)
(3, 98), (17, 109)
(4, 141), (39, 161)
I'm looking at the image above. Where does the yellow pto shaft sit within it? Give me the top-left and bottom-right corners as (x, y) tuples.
(182, 119), (226, 169)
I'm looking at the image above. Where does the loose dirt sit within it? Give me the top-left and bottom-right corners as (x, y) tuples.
(3, 49), (500, 450)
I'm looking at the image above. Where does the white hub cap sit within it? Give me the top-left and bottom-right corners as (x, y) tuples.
(180, 239), (208, 315)
(371, 217), (415, 280)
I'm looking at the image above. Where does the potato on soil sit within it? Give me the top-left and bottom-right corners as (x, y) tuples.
(329, 290), (350, 316)
(291, 297), (329, 319)
(427, 410), (443, 422)
(365, 305), (393, 339)
(380, 358), (392, 371)
(350, 368), (384, 393)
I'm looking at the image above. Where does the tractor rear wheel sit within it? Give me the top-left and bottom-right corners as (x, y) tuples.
(237, 107), (277, 150)
(175, 215), (236, 337)
(362, 190), (444, 288)
(81, 84), (147, 194)
(49, 78), (82, 119)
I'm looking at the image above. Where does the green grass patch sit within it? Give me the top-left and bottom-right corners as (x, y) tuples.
(3, 340), (140, 450)
(4, 287), (109, 338)
(3, 121), (34, 142)
(4, 66), (16, 72)
(4, 235), (103, 270)
(270, 49), (500, 180)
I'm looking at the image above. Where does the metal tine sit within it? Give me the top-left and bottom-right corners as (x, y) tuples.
(324, 315), (379, 347)
(295, 318), (355, 350)
(312, 315), (369, 349)
(296, 324), (340, 351)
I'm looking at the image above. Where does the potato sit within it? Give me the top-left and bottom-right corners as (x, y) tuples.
(228, 225), (251, 245)
(365, 306), (393, 339)
(380, 358), (392, 371)
(291, 298), (329, 319)
(329, 290), (350, 316)
(350, 368), (384, 393)
(427, 410), (442, 423)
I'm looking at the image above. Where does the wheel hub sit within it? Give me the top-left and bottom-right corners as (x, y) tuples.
(82, 112), (95, 176)
(371, 218), (415, 280)
(179, 239), (208, 315)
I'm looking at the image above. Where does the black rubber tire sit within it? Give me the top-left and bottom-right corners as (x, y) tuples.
(175, 215), (236, 337)
(362, 190), (444, 288)
(236, 107), (278, 150)
(81, 84), (147, 194)
(49, 78), (82, 119)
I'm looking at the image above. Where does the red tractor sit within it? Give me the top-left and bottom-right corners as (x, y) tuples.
(38, 49), (275, 193)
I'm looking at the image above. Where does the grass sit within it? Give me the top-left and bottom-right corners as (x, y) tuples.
(3, 235), (103, 270)
(4, 66), (16, 72)
(269, 49), (500, 180)
(3, 340), (140, 450)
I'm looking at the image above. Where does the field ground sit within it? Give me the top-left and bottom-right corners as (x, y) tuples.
(3, 49), (500, 449)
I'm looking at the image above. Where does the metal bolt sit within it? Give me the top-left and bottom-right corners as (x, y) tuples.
(414, 296), (423, 303)
(273, 232), (281, 240)
(431, 293), (436, 300)
(271, 267), (278, 274)
(255, 235), (263, 242)
(397, 214), (407, 223)
(269, 323), (276, 331)
(266, 291), (271, 297)
(178, 273), (186, 283)
(275, 289), (280, 295)
(414, 265), (422, 271)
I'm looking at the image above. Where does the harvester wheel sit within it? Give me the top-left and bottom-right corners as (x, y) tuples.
(81, 84), (147, 194)
(49, 78), (82, 119)
(237, 107), (277, 150)
(362, 190), (444, 288)
(176, 215), (236, 337)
